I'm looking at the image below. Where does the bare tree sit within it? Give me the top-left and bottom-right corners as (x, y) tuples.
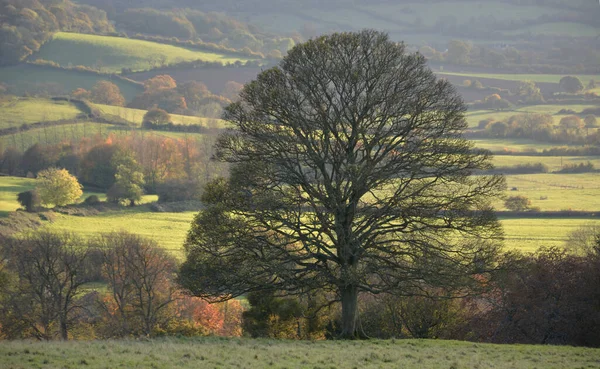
(0, 231), (89, 340)
(179, 30), (504, 338)
(91, 231), (177, 336)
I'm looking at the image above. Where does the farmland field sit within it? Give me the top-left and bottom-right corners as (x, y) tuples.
(44, 207), (191, 256)
(465, 105), (600, 128)
(0, 177), (105, 217)
(441, 72), (600, 85)
(470, 138), (570, 152)
(0, 64), (143, 102)
(501, 218), (600, 253)
(492, 155), (600, 172)
(0, 122), (131, 150)
(93, 103), (228, 127)
(1, 337), (599, 369)
(0, 97), (82, 129)
(33, 32), (256, 74)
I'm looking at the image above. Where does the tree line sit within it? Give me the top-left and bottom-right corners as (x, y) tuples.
(0, 130), (227, 200)
(0, 0), (114, 66)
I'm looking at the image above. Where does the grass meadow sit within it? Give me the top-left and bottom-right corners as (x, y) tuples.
(93, 103), (228, 128)
(0, 97), (82, 129)
(0, 177), (107, 217)
(1, 337), (599, 369)
(44, 206), (191, 256)
(442, 72), (600, 85)
(0, 122), (131, 150)
(0, 65), (143, 102)
(465, 105), (600, 128)
(34, 33), (255, 74)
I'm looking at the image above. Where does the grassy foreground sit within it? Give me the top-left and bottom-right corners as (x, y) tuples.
(1, 337), (599, 369)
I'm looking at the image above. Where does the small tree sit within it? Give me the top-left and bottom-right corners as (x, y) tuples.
(588, 79), (597, 90)
(36, 168), (83, 207)
(91, 80), (125, 106)
(559, 115), (584, 132)
(142, 108), (171, 126)
(504, 195), (531, 211)
(107, 151), (145, 206)
(559, 76), (585, 94)
(584, 115), (598, 135)
(17, 190), (41, 212)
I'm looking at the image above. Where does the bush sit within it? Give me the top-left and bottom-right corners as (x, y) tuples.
(556, 161), (595, 173)
(156, 180), (200, 202)
(504, 195), (531, 211)
(17, 190), (41, 212)
(84, 195), (101, 205)
(489, 163), (549, 174)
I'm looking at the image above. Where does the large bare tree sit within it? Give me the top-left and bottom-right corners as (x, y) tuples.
(179, 30), (504, 338)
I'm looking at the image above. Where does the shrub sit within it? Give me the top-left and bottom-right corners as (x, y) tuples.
(84, 195), (101, 205)
(17, 190), (41, 212)
(559, 76), (585, 94)
(556, 161), (595, 173)
(504, 195), (531, 211)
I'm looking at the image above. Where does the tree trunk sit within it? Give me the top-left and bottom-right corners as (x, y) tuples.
(340, 284), (359, 339)
(60, 314), (68, 340)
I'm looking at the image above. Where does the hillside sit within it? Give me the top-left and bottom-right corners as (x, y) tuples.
(33, 32), (258, 74)
(0, 64), (143, 102)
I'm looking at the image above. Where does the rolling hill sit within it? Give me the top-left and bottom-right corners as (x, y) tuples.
(32, 32), (258, 74)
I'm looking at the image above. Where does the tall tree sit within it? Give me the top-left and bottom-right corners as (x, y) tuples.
(179, 30), (504, 338)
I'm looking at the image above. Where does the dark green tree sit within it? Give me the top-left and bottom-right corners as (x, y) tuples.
(179, 30), (504, 339)
(17, 190), (41, 212)
(559, 76), (585, 94)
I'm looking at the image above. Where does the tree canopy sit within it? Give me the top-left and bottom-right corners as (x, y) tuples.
(36, 167), (83, 207)
(179, 30), (504, 338)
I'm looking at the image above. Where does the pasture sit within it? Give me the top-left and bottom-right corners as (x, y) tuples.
(1, 337), (599, 369)
(501, 218), (600, 253)
(0, 64), (143, 102)
(0, 122), (130, 150)
(442, 72), (600, 86)
(44, 206), (192, 256)
(0, 97), (82, 130)
(33, 33), (256, 74)
(0, 177), (105, 217)
(465, 104), (600, 128)
(492, 155), (600, 172)
(93, 103), (228, 127)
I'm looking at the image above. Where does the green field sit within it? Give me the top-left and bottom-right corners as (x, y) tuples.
(466, 104), (600, 128)
(501, 218), (600, 253)
(0, 177), (36, 217)
(44, 207), (192, 256)
(442, 72), (600, 85)
(0, 97), (82, 129)
(93, 103), (228, 127)
(0, 122), (131, 150)
(493, 155), (600, 172)
(0, 64), (143, 102)
(1, 337), (599, 369)
(0, 177), (106, 217)
(499, 173), (600, 211)
(34, 32), (255, 74)
(470, 138), (569, 152)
